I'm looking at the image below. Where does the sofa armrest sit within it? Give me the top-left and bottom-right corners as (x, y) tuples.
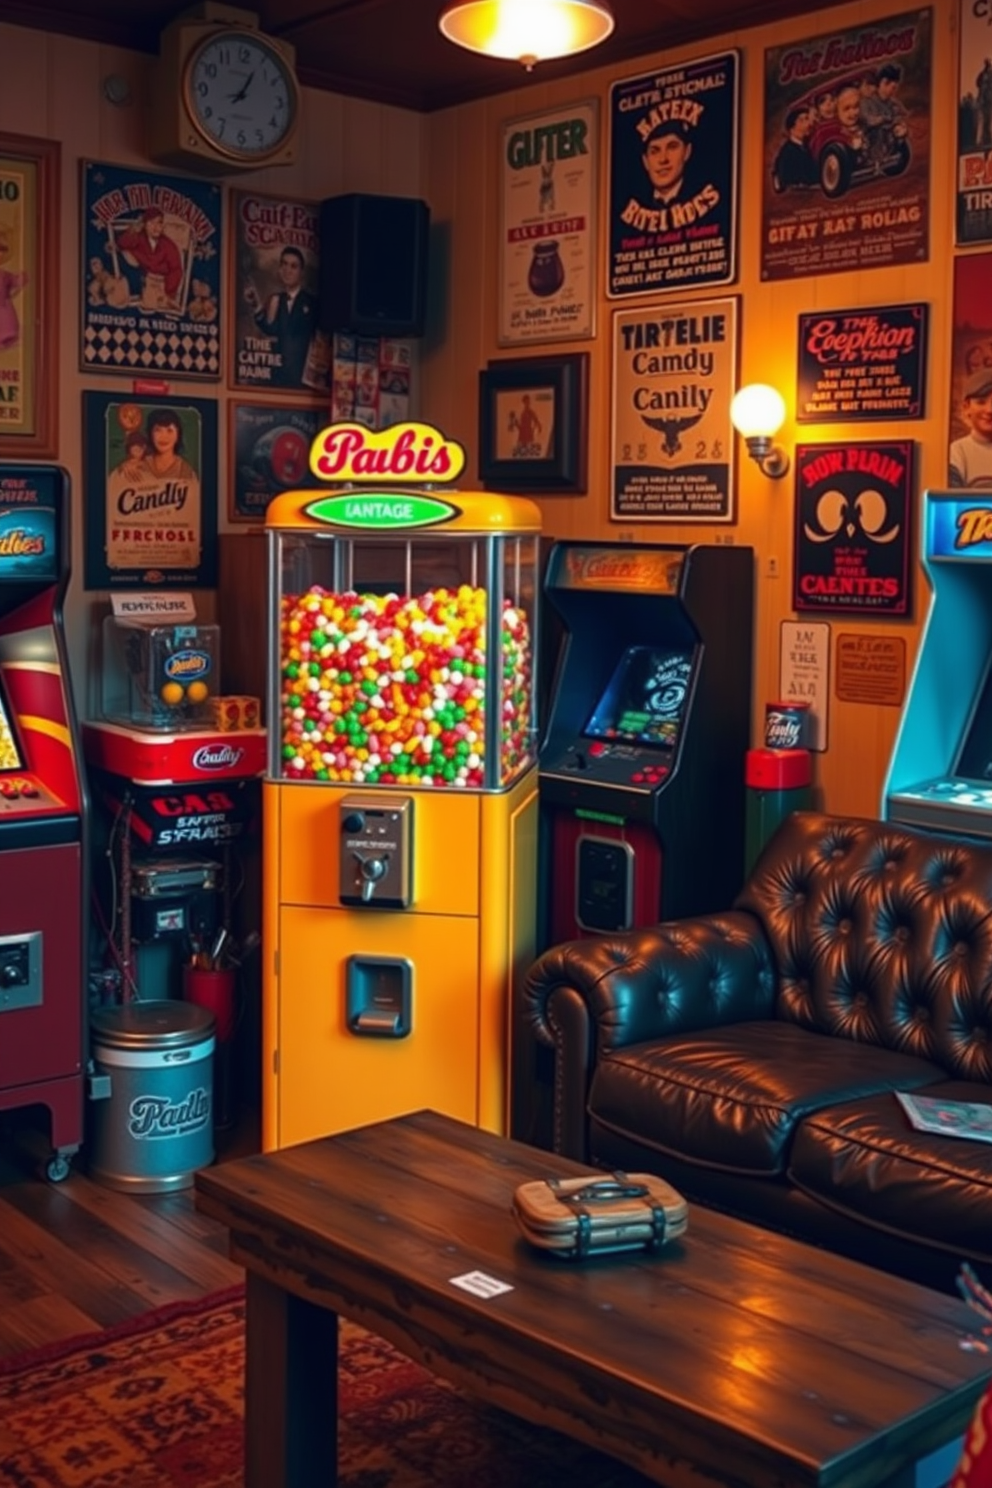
(521, 911), (775, 1159)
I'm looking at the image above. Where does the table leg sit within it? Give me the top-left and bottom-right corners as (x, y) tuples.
(244, 1272), (339, 1488)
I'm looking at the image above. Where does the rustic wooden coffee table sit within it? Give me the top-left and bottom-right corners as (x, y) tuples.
(195, 1109), (990, 1488)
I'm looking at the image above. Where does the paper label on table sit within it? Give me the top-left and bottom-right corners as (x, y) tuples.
(449, 1271), (514, 1299)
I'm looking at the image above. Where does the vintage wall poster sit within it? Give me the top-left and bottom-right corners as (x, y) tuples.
(83, 392), (218, 590)
(0, 148), (38, 440)
(779, 620), (830, 750)
(608, 51), (738, 298)
(230, 403), (322, 522)
(792, 440), (914, 616)
(761, 9), (932, 281)
(796, 303), (928, 421)
(499, 100), (597, 346)
(611, 298), (737, 522)
(230, 191), (330, 393)
(82, 162), (221, 379)
(957, 0), (992, 244)
(949, 252), (992, 487)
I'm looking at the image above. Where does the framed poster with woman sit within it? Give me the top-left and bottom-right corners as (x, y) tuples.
(0, 133), (59, 460)
(83, 391), (218, 589)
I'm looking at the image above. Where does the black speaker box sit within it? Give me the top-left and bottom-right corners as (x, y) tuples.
(318, 194), (430, 338)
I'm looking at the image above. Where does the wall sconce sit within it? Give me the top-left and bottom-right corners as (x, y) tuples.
(730, 383), (790, 479)
(438, 0), (615, 70)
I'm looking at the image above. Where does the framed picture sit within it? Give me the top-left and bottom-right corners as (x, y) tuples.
(229, 402), (323, 523)
(0, 133), (59, 460)
(83, 391), (218, 590)
(478, 352), (588, 493)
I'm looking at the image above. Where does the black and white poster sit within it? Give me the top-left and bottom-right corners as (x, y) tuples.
(608, 51), (738, 298)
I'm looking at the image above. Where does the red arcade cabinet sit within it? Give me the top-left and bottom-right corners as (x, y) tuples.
(0, 466), (87, 1181)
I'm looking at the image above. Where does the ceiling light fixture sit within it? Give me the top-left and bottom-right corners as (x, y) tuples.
(438, 0), (615, 70)
(730, 383), (790, 479)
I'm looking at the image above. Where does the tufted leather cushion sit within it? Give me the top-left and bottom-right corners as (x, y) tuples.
(588, 1023), (945, 1175)
(735, 814), (992, 1079)
(788, 1080), (992, 1264)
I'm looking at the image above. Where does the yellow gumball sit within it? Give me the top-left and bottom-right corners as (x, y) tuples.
(160, 681), (184, 706)
(186, 680), (209, 704)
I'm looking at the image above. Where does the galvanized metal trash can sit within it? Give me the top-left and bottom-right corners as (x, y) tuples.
(88, 1000), (215, 1193)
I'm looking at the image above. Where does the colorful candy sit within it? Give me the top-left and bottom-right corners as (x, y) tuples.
(279, 584), (532, 786)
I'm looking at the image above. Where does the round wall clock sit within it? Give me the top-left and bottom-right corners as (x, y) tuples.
(149, 15), (301, 175)
(183, 28), (300, 166)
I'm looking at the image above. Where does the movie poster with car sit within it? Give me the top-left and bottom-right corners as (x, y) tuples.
(608, 51), (738, 298)
(230, 191), (330, 394)
(949, 253), (992, 487)
(83, 391), (217, 590)
(797, 303), (928, 422)
(611, 298), (737, 522)
(81, 162), (221, 379)
(792, 440), (914, 616)
(957, 0), (992, 245)
(761, 9), (932, 282)
(499, 100), (597, 346)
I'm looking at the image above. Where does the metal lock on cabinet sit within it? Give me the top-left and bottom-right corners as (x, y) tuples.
(338, 795), (413, 908)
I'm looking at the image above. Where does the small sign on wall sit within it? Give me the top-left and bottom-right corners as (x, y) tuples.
(779, 620), (830, 751)
(835, 633), (906, 706)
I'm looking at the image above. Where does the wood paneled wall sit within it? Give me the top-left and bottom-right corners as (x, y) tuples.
(0, 4), (964, 821)
(0, 19), (427, 719)
(421, 0), (960, 820)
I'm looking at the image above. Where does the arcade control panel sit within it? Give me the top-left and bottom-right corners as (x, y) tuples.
(887, 777), (992, 839)
(542, 738), (672, 791)
(0, 774), (66, 816)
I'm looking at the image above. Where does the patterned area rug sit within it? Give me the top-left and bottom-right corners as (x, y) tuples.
(0, 1286), (650, 1486)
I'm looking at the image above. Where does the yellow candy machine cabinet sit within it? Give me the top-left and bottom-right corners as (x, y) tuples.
(262, 423), (541, 1150)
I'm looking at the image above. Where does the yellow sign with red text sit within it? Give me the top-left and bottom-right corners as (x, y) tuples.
(309, 421), (466, 484)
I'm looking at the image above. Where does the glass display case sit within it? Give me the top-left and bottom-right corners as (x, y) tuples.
(102, 613), (220, 732)
(268, 512), (540, 791)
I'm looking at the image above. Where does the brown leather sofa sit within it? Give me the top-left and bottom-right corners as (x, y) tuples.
(522, 811), (992, 1292)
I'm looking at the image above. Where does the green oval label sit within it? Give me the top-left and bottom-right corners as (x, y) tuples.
(304, 493), (459, 530)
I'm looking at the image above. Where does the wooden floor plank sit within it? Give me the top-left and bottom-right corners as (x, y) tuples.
(0, 1111), (255, 1359)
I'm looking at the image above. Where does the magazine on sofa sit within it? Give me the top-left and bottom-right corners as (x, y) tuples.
(895, 1091), (992, 1144)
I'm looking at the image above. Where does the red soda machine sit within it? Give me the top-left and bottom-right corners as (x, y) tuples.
(0, 466), (87, 1181)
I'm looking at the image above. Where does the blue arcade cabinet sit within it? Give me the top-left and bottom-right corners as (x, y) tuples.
(885, 490), (992, 838)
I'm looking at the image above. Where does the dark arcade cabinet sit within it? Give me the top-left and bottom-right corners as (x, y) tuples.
(886, 489), (992, 840)
(538, 540), (754, 945)
(0, 466), (87, 1181)
(511, 539), (753, 1147)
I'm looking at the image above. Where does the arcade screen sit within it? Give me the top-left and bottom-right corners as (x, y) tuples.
(0, 684), (22, 771)
(584, 646), (693, 748)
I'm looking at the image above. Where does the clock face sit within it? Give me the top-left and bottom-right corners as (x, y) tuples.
(185, 30), (297, 162)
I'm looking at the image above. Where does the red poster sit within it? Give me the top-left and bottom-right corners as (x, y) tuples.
(793, 440), (914, 616)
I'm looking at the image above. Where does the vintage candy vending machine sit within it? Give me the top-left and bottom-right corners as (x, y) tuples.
(0, 466), (87, 1181)
(263, 422), (541, 1150)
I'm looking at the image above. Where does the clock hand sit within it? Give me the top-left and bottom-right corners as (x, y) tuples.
(229, 71), (255, 103)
